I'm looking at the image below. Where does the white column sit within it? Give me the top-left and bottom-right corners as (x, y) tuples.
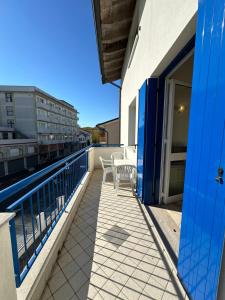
(0, 213), (17, 300)
(4, 161), (8, 175)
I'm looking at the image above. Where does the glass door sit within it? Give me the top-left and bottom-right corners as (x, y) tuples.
(161, 80), (192, 203)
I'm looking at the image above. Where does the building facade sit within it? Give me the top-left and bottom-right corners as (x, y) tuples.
(96, 118), (120, 144)
(0, 86), (79, 164)
(77, 129), (92, 147)
(93, 0), (225, 299)
(0, 126), (38, 178)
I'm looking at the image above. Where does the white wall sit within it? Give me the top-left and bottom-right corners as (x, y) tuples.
(120, 0), (197, 145)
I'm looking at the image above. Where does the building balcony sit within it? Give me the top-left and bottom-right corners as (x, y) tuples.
(0, 146), (187, 300)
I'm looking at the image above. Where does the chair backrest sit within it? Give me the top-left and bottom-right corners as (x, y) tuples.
(99, 156), (112, 169)
(116, 164), (136, 181)
(111, 152), (124, 162)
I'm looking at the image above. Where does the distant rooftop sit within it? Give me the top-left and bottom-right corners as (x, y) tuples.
(96, 117), (119, 127)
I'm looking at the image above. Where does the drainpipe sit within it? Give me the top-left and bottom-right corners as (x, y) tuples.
(109, 82), (121, 144)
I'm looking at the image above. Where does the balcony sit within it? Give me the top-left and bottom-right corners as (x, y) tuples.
(0, 146), (187, 300)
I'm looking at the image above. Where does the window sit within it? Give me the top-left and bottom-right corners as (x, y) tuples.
(3, 132), (8, 139)
(9, 148), (21, 157)
(37, 121), (47, 128)
(128, 98), (137, 146)
(37, 108), (47, 116)
(5, 92), (13, 102)
(6, 106), (14, 116)
(27, 146), (35, 154)
(7, 119), (15, 128)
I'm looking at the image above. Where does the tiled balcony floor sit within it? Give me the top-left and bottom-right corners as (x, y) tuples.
(41, 170), (185, 300)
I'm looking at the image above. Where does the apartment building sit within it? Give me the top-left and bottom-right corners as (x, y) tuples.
(93, 0), (225, 299)
(0, 127), (38, 177)
(0, 86), (79, 163)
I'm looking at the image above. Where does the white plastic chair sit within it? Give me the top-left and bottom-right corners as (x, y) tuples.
(115, 164), (136, 194)
(111, 152), (124, 163)
(99, 156), (114, 184)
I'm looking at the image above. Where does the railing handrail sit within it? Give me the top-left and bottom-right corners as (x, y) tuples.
(6, 151), (87, 211)
(0, 146), (91, 204)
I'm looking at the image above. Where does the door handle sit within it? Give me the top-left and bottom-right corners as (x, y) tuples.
(215, 167), (224, 184)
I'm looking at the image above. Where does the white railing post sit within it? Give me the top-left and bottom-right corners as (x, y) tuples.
(88, 147), (95, 172)
(0, 213), (17, 300)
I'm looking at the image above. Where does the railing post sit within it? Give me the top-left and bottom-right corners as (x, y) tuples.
(0, 213), (17, 300)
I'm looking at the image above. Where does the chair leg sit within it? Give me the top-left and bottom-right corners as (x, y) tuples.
(116, 179), (119, 194)
(103, 171), (106, 184)
(113, 170), (116, 189)
(131, 181), (134, 195)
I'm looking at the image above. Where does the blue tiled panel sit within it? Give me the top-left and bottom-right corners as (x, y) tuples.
(178, 0), (225, 299)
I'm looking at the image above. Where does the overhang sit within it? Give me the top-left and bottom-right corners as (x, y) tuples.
(92, 0), (136, 83)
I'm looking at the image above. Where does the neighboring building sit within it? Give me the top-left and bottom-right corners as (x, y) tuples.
(77, 129), (92, 147)
(93, 1), (225, 300)
(96, 118), (120, 144)
(0, 127), (38, 177)
(0, 86), (79, 163)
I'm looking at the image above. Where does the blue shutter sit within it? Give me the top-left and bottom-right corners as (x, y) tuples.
(178, 0), (225, 299)
(137, 81), (147, 200)
(137, 79), (158, 204)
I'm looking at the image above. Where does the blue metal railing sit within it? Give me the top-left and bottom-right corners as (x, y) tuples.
(6, 148), (89, 287)
(0, 147), (90, 205)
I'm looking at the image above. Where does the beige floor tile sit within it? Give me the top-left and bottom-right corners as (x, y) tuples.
(119, 286), (141, 300)
(153, 266), (171, 281)
(142, 282), (164, 299)
(98, 265), (115, 277)
(162, 291), (180, 300)
(51, 263), (61, 277)
(110, 270), (129, 286)
(97, 289), (117, 300)
(138, 260), (156, 274)
(125, 277), (145, 293)
(48, 270), (67, 294)
(61, 260), (80, 279)
(75, 251), (90, 268)
(132, 268), (151, 283)
(100, 279), (121, 296)
(69, 270), (87, 292)
(69, 244), (83, 259)
(40, 285), (51, 300)
(76, 281), (90, 300)
(57, 252), (73, 269)
(149, 274), (168, 289)
(87, 284), (99, 299)
(52, 282), (74, 300)
(165, 281), (179, 295)
(89, 273), (107, 289)
(64, 237), (77, 251)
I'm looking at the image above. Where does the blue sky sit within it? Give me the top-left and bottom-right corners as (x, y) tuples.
(0, 0), (120, 127)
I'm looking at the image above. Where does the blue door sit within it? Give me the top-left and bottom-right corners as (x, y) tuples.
(137, 79), (157, 204)
(178, 0), (225, 299)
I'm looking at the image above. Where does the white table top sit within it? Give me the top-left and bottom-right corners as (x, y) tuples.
(113, 159), (136, 167)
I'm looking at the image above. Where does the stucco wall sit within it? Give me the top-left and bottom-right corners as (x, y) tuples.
(14, 93), (37, 138)
(120, 0), (197, 145)
(102, 120), (120, 144)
